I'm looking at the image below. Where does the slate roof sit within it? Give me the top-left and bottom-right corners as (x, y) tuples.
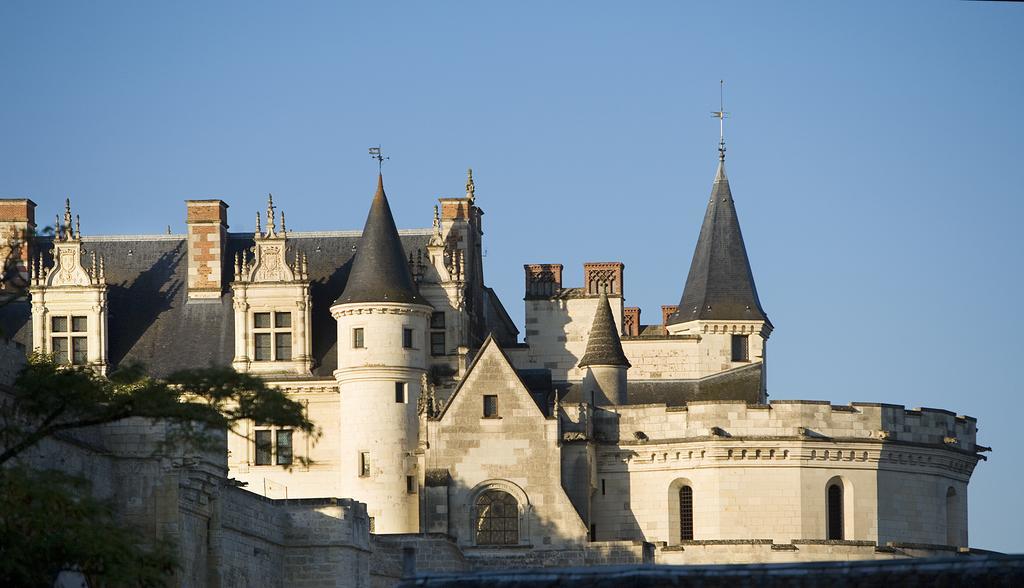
(577, 292), (630, 368)
(555, 362), (764, 407)
(0, 229), (434, 378)
(334, 175), (427, 306)
(668, 159), (770, 326)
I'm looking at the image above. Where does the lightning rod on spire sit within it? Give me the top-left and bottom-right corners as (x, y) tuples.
(711, 80), (728, 161)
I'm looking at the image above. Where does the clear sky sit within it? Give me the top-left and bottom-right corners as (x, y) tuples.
(2, 1), (1021, 552)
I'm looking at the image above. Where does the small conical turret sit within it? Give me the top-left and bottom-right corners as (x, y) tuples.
(579, 292), (630, 368)
(667, 155), (769, 327)
(335, 174), (426, 305)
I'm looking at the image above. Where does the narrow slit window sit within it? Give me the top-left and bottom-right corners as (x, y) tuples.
(395, 382), (407, 403)
(680, 485), (694, 540)
(353, 328), (365, 349)
(406, 475), (416, 494)
(827, 483), (844, 540)
(403, 328), (414, 349)
(359, 452), (370, 477)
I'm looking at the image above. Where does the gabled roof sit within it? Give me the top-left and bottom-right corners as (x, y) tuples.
(578, 292), (630, 368)
(334, 175), (426, 306)
(668, 159), (769, 326)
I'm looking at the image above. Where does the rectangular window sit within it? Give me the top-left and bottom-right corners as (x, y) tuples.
(359, 452), (370, 477)
(255, 430), (272, 466)
(274, 312), (291, 328)
(253, 312), (271, 329)
(275, 332), (292, 361)
(602, 479), (606, 496)
(483, 395), (498, 418)
(430, 332), (446, 356)
(403, 328), (413, 349)
(731, 335), (749, 362)
(395, 382), (407, 403)
(353, 328), (364, 349)
(430, 312), (446, 329)
(276, 430), (293, 465)
(51, 316), (68, 333)
(71, 316), (87, 332)
(51, 337), (69, 364)
(71, 337), (88, 365)
(406, 475), (416, 494)
(254, 333), (272, 361)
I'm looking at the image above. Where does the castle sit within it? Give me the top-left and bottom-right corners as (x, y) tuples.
(0, 142), (989, 585)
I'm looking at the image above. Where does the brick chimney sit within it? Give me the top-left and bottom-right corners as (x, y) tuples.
(583, 262), (624, 296)
(186, 200), (228, 300)
(623, 307), (640, 337)
(661, 305), (678, 327)
(0, 198), (37, 290)
(524, 263), (563, 299)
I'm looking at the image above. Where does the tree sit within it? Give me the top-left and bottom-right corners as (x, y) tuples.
(0, 356), (319, 586)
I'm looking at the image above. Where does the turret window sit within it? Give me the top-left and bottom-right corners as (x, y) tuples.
(395, 382), (408, 403)
(253, 311), (292, 361)
(827, 482), (844, 540)
(353, 327), (365, 349)
(731, 334), (749, 362)
(430, 312), (446, 356)
(359, 452), (371, 477)
(403, 328), (414, 349)
(679, 485), (694, 540)
(51, 315), (88, 365)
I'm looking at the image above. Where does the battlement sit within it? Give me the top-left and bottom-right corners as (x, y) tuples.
(598, 400), (978, 452)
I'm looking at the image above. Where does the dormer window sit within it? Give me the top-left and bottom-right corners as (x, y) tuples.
(253, 311), (292, 362)
(51, 315), (88, 365)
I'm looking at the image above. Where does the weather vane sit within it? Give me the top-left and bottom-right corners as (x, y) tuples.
(711, 80), (728, 161)
(368, 145), (389, 172)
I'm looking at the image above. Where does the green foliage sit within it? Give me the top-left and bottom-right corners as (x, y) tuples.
(1, 354), (318, 466)
(0, 466), (177, 587)
(0, 355), (320, 585)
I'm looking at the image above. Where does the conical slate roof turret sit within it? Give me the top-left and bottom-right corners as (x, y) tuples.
(578, 292), (631, 368)
(667, 158), (769, 326)
(335, 174), (426, 306)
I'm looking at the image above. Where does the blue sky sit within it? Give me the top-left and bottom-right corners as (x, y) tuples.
(2, 1), (1021, 552)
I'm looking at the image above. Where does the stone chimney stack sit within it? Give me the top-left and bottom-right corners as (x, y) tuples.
(0, 198), (37, 290)
(583, 262), (624, 297)
(185, 200), (228, 300)
(661, 305), (678, 327)
(524, 263), (563, 299)
(623, 307), (640, 337)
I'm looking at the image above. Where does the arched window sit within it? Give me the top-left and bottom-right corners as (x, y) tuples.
(827, 482), (844, 540)
(475, 490), (519, 545)
(679, 485), (694, 541)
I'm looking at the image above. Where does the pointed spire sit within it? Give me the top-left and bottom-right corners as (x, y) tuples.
(667, 148), (768, 326)
(335, 174), (427, 305)
(578, 292), (631, 368)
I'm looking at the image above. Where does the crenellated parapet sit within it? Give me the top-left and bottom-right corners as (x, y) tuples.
(600, 400), (977, 450)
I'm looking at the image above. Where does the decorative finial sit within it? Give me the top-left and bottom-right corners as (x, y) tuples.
(55, 214), (62, 241)
(98, 256), (105, 282)
(280, 210), (286, 235)
(711, 80), (728, 161)
(433, 205), (440, 231)
(63, 198), (73, 239)
(75, 215), (80, 240)
(466, 168), (475, 202)
(266, 193), (276, 236)
(368, 145), (389, 172)
(255, 210), (262, 237)
(166, 225), (172, 234)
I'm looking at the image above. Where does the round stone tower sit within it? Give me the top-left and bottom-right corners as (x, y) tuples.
(331, 174), (431, 534)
